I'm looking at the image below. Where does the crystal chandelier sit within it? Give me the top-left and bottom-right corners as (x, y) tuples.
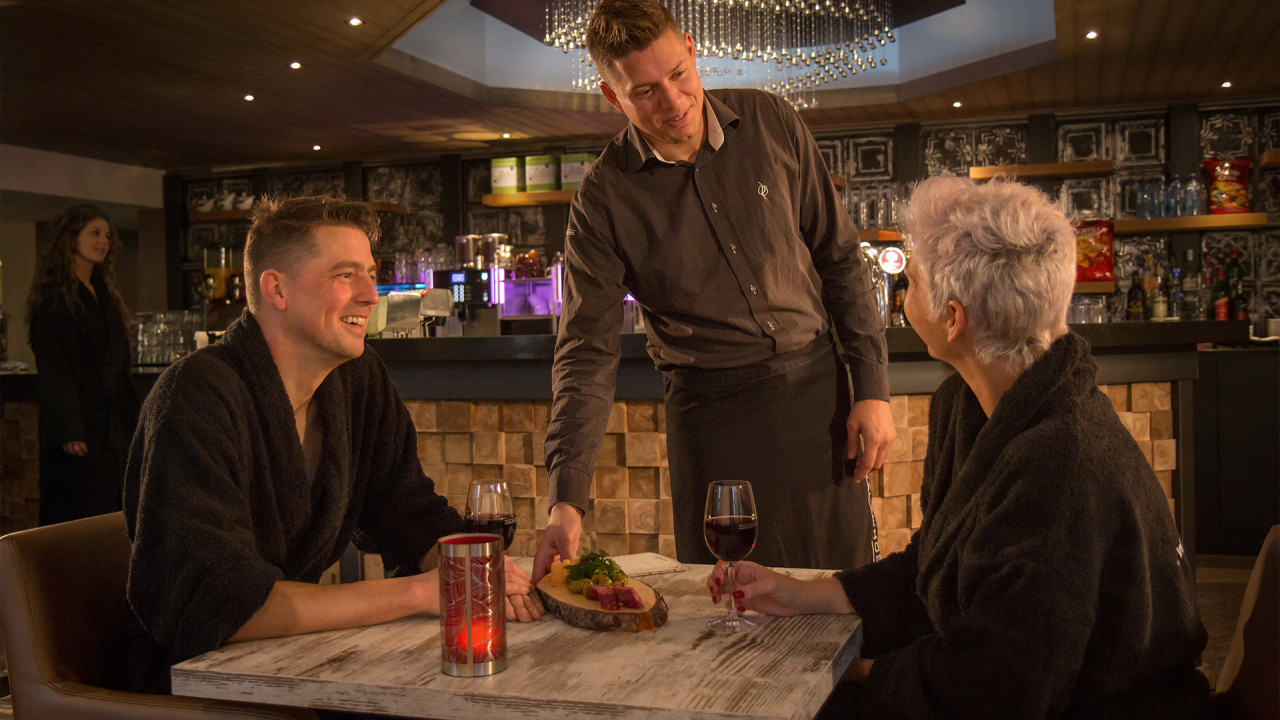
(544, 0), (895, 109)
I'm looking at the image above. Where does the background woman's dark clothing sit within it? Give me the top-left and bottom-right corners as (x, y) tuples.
(832, 332), (1210, 720)
(29, 278), (139, 525)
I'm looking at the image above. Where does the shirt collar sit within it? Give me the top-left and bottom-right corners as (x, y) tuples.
(625, 91), (739, 172)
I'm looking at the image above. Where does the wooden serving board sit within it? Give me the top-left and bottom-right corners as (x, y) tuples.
(536, 573), (668, 633)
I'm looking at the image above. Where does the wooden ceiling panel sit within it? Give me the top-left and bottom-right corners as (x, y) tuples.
(0, 0), (1276, 171)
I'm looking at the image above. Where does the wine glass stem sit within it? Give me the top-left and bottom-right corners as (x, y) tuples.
(724, 561), (739, 622)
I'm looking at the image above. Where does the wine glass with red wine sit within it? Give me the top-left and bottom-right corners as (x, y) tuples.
(463, 479), (516, 551)
(704, 479), (758, 633)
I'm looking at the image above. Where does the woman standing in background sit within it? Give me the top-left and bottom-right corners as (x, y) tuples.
(26, 204), (139, 525)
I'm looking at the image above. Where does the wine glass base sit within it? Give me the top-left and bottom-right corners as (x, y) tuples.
(707, 615), (757, 633)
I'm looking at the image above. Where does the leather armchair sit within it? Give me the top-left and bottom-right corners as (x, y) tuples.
(1213, 525), (1280, 720)
(0, 512), (318, 719)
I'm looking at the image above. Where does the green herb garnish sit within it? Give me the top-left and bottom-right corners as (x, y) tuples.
(564, 549), (627, 594)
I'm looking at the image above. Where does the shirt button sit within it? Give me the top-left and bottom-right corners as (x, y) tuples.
(749, 284), (758, 294)
(712, 203), (719, 213)
(766, 321), (776, 330)
(730, 244), (737, 254)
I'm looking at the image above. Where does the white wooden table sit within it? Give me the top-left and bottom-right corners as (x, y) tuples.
(171, 553), (863, 720)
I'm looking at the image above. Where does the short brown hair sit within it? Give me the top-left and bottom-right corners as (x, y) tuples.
(586, 0), (681, 81)
(244, 195), (380, 311)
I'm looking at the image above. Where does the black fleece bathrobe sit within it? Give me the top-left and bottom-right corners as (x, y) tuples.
(833, 332), (1210, 720)
(123, 311), (463, 694)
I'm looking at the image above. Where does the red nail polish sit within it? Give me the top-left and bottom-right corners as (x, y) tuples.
(732, 590), (744, 599)
(714, 577), (722, 585)
(711, 595), (719, 604)
(737, 605), (746, 612)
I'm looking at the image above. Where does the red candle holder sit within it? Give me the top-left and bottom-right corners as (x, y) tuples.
(438, 533), (506, 676)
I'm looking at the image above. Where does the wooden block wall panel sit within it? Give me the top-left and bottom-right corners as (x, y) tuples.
(1152, 439), (1177, 472)
(505, 464), (537, 498)
(628, 467), (660, 499)
(445, 464), (473, 496)
(475, 402), (501, 431)
(658, 535), (678, 559)
(407, 401), (436, 431)
(533, 403), (551, 432)
(909, 494), (923, 528)
(1137, 440), (1154, 467)
(502, 403), (534, 432)
(879, 528), (913, 556)
(594, 466), (628, 498)
(1129, 412), (1151, 441)
(417, 433), (444, 465)
(536, 466), (549, 496)
(889, 396), (908, 427)
(504, 432), (533, 465)
(1150, 410), (1173, 440)
(472, 432), (505, 464)
(594, 498), (628, 534)
(887, 431), (912, 463)
(605, 402), (627, 433)
(1101, 384), (1130, 413)
(626, 401), (660, 432)
(882, 462), (915, 497)
(627, 499), (659, 533)
(910, 427), (929, 461)
(659, 499), (674, 534)
(872, 495), (909, 530)
(1155, 470), (1174, 499)
(907, 395), (931, 427)
(596, 533), (629, 557)
(436, 401), (474, 431)
(629, 533), (660, 554)
(660, 467), (671, 499)
(534, 497), (549, 529)
(510, 529), (538, 557)
(624, 433), (664, 467)
(443, 433), (472, 464)
(533, 431), (548, 464)
(596, 434), (624, 466)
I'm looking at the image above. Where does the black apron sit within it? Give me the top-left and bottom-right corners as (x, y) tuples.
(663, 333), (878, 570)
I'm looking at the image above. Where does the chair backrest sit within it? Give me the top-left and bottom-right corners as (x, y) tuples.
(0, 512), (318, 719)
(0, 512), (133, 697)
(1214, 525), (1280, 720)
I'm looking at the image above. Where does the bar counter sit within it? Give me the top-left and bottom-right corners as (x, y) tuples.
(0, 321), (1254, 559)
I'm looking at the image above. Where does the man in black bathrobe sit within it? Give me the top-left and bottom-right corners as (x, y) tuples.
(123, 196), (541, 694)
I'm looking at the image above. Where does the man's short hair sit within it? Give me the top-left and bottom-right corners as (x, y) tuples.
(244, 195), (381, 312)
(586, 0), (681, 82)
(904, 177), (1076, 372)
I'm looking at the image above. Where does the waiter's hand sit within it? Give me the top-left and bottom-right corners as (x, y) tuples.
(846, 399), (895, 481)
(532, 502), (582, 583)
(62, 440), (88, 456)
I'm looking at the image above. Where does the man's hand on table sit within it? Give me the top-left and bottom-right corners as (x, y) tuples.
(847, 398), (895, 481)
(503, 557), (544, 622)
(531, 502), (583, 583)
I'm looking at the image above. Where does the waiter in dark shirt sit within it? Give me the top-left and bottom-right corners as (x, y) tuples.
(533, 0), (894, 577)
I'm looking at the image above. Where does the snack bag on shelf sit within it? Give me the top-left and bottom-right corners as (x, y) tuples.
(1075, 219), (1115, 282)
(1203, 158), (1251, 214)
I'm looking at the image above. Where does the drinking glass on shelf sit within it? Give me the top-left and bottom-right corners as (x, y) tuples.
(463, 479), (516, 551)
(704, 480), (758, 633)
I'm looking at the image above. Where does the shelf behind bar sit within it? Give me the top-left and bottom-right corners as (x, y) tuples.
(858, 228), (904, 242)
(188, 209), (252, 222)
(1260, 148), (1280, 169)
(969, 160), (1113, 182)
(1113, 213), (1268, 234)
(481, 190), (576, 207)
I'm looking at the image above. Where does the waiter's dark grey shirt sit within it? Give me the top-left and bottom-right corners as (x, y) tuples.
(546, 88), (888, 511)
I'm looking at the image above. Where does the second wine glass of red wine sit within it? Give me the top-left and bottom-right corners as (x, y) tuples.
(464, 479), (516, 551)
(704, 479), (758, 633)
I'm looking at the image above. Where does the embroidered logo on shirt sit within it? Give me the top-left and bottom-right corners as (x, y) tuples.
(757, 182), (769, 198)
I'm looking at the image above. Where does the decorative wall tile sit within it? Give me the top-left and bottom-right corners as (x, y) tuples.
(269, 170), (344, 198)
(922, 129), (973, 177)
(1200, 112), (1258, 159)
(1057, 121), (1110, 162)
(1115, 117), (1166, 167)
(844, 135), (894, 179)
(974, 125), (1028, 167)
(816, 138), (843, 176)
(1263, 111), (1280, 152)
(1060, 177), (1115, 219)
(1115, 170), (1165, 218)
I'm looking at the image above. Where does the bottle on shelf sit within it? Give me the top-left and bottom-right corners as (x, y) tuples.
(1225, 247), (1247, 322)
(1182, 174), (1205, 216)
(1141, 255), (1159, 316)
(1179, 249), (1202, 320)
(1151, 270), (1169, 320)
(1165, 174), (1183, 217)
(1168, 267), (1183, 320)
(888, 273), (908, 327)
(1152, 178), (1167, 218)
(1200, 251), (1216, 321)
(1127, 268), (1147, 321)
(1212, 267), (1230, 321)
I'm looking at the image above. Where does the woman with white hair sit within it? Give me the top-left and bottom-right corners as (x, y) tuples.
(707, 177), (1210, 719)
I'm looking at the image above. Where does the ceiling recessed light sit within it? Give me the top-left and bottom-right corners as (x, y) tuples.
(952, 101), (962, 108)
(243, 94), (255, 102)
(1221, 81), (1232, 88)
(348, 17), (362, 26)
(312, 145), (322, 151)
(501, 133), (511, 139)
(290, 61), (302, 70)
(1084, 30), (1099, 39)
